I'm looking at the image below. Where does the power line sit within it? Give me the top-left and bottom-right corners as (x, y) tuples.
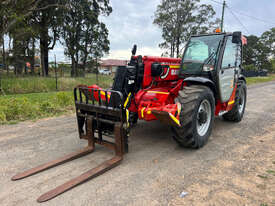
(209, 0), (275, 26)
(226, 6), (250, 34)
(227, 7), (275, 26)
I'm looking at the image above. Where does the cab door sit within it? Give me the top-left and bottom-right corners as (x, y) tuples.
(218, 36), (238, 102)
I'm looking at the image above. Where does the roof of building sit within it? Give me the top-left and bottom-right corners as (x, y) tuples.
(101, 59), (128, 67)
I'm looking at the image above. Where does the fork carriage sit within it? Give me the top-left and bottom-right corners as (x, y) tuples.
(12, 86), (129, 202)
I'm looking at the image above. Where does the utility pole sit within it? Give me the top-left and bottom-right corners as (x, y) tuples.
(221, 0), (226, 32)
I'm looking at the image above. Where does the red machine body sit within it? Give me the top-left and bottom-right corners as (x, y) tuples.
(89, 55), (236, 126)
(128, 56), (182, 124)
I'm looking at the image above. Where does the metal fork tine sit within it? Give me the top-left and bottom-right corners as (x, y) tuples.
(11, 147), (94, 181)
(37, 156), (122, 203)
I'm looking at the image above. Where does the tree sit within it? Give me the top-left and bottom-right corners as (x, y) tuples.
(1, 35), (6, 73)
(0, 0), (60, 38)
(154, 0), (219, 57)
(1, 0), (64, 76)
(243, 35), (271, 71)
(61, 0), (111, 77)
(80, 23), (110, 74)
(6, 5), (40, 75)
(33, 0), (66, 76)
(261, 27), (275, 58)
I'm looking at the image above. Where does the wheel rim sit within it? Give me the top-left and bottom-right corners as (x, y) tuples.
(238, 88), (245, 114)
(196, 99), (212, 136)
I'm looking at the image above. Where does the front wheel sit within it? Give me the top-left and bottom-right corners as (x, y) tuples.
(223, 80), (247, 122)
(172, 85), (215, 149)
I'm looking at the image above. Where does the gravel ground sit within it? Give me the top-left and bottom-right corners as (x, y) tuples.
(0, 81), (274, 206)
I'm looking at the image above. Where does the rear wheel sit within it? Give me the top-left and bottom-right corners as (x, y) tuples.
(172, 85), (215, 149)
(223, 80), (247, 122)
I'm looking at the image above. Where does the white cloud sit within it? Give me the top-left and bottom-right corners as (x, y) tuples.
(104, 46), (163, 60)
(48, 0), (275, 62)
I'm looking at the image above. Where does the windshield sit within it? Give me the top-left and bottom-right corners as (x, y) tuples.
(182, 34), (224, 74)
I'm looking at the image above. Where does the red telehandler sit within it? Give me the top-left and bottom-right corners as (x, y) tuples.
(12, 31), (247, 202)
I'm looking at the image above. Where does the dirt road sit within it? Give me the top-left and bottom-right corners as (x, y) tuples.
(0, 82), (275, 206)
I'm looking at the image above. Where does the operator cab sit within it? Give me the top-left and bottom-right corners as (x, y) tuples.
(180, 32), (245, 103)
(180, 33), (224, 76)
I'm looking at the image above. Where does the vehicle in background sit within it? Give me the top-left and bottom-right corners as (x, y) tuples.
(8, 65), (14, 70)
(98, 68), (111, 75)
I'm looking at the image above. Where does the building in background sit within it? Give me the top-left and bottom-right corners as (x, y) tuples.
(100, 59), (128, 73)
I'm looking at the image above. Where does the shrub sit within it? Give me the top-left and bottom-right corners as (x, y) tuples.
(39, 101), (56, 113)
(0, 106), (7, 122)
(243, 64), (256, 71)
(56, 92), (73, 107)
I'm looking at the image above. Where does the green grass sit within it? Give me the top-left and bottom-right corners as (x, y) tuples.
(0, 73), (113, 124)
(246, 74), (275, 85)
(1, 74), (113, 95)
(0, 91), (74, 124)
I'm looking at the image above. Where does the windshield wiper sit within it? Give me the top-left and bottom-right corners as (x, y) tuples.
(202, 40), (222, 66)
(203, 51), (216, 65)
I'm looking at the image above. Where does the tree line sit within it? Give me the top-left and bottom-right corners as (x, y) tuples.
(0, 0), (111, 77)
(1, 0), (275, 77)
(243, 29), (275, 72)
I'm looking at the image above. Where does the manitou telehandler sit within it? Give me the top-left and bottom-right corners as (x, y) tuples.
(12, 31), (247, 202)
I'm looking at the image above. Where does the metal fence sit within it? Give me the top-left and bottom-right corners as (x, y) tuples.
(0, 67), (113, 95)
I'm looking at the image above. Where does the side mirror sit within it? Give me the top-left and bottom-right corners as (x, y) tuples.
(132, 45), (137, 56)
(232, 31), (242, 44)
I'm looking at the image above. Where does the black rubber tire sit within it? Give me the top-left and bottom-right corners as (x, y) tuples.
(172, 85), (215, 149)
(223, 80), (247, 122)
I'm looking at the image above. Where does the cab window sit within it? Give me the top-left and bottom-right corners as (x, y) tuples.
(222, 36), (237, 68)
(184, 40), (209, 62)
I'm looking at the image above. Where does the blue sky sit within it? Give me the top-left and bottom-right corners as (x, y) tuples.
(47, 0), (275, 62)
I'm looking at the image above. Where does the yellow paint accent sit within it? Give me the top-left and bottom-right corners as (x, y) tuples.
(228, 100), (235, 105)
(141, 107), (145, 118)
(126, 109), (129, 127)
(169, 113), (181, 126)
(124, 92), (131, 108)
(147, 91), (169, 95)
(147, 110), (151, 115)
(100, 91), (110, 99)
(176, 102), (181, 116)
(169, 65), (180, 69)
